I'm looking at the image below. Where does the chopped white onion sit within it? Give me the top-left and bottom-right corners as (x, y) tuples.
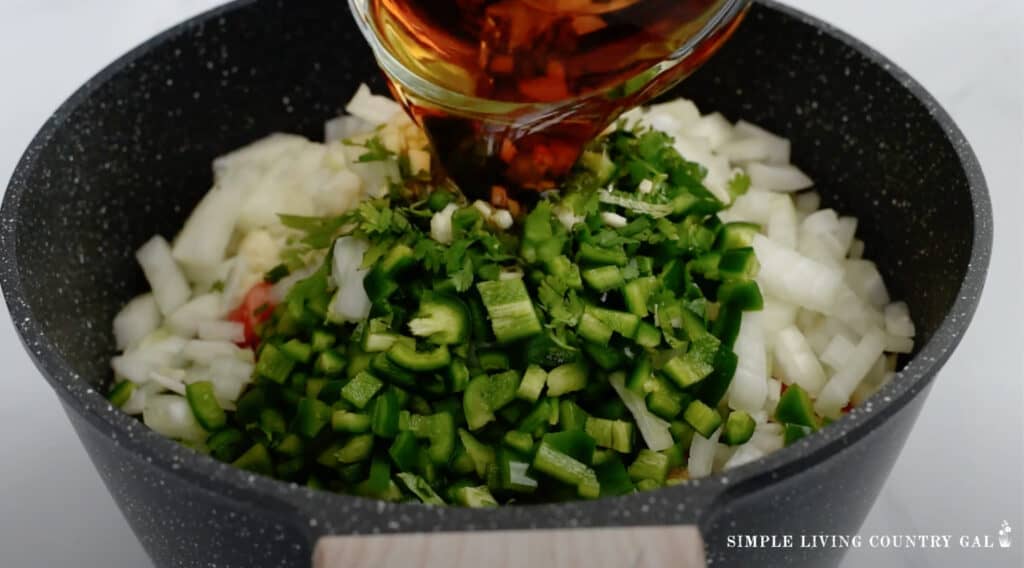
(687, 112), (733, 150)
(884, 301), (916, 338)
(773, 326), (827, 396)
(113, 293), (161, 351)
(845, 260), (890, 308)
(746, 162), (814, 192)
(728, 312), (768, 413)
(814, 328), (886, 418)
(198, 320), (245, 343)
(166, 293), (223, 338)
(753, 234), (843, 313)
(430, 203), (459, 244)
(143, 394), (206, 442)
(171, 185), (243, 283)
(136, 236), (191, 315)
(149, 368), (187, 395)
(183, 340), (240, 365)
(885, 334), (914, 354)
(329, 237), (372, 323)
(609, 373), (673, 452)
(687, 427), (722, 479)
(724, 443), (765, 470)
(344, 84), (402, 125)
(600, 211), (628, 228)
(820, 333), (855, 370)
(324, 115), (373, 143)
(732, 120), (791, 164)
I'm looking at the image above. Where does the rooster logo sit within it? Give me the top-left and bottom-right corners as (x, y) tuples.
(998, 520), (1012, 549)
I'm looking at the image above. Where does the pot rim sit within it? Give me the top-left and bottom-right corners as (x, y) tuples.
(0, 0), (992, 532)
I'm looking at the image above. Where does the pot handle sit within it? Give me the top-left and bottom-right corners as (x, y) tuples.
(313, 525), (705, 567)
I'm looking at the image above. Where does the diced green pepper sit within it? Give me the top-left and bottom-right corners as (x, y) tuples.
(627, 449), (669, 483)
(683, 399), (722, 438)
(722, 410), (756, 446)
(476, 279), (543, 343)
(108, 381), (135, 408)
(371, 390), (400, 438)
(185, 381), (226, 431)
(232, 443), (273, 475)
(386, 341), (451, 372)
(545, 362), (588, 397)
(255, 344), (295, 384)
(341, 371), (384, 410)
(775, 384), (817, 428)
(332, 410), (371, 433)
(582, 266), (624, 292)
(296, 397), (332, 438)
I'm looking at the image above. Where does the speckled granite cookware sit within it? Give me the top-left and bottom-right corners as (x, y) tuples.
(0, 1), (990, 567)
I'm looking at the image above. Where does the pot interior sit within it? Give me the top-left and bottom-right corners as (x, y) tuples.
(6, 1), (975, 422)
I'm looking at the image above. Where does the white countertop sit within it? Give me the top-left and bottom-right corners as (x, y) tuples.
(0, 1), (1020, 567)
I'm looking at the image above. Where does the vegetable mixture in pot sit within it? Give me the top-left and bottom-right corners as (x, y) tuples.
(108, 86), (915, 504)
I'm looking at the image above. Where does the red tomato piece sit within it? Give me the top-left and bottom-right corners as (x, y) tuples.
(228, 282), (275, 347)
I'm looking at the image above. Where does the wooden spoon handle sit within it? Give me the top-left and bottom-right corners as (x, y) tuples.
(315, 525), (705, 568)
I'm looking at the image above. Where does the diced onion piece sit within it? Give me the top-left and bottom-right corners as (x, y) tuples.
(794, 191), (821, 214)
(757, 299), (798, 349)
(136, 236), (191, 315)
(732, 120), (791, 164)
(773, 326), (827, 396)
(814, 329), (886, 418)
(120, 381), (159, 416)
(766, 197), (798, 248)
(609, 373), (673, 452)
(645, 98), (700, 132)
(166, 293), (223, 338)
(884, 301), (915, 338)
(824, 285), (885, 335)
(149, 368), (187, 395)
(746, 162), (814, 192)
(749, 422), (784, 454)
(207, 356), (255, 406)
(430, 203), (459, 245)
(724, 443), (765, 470)
(113, 293), (161, 350)
(687, 427), (721, 479)
(236, 230), (281, 275)
(885, 334), (914, 354)
(213, 133), (307, 181)
(329, 237), (372, 323)
(407, 149), (432, 175)
(491, 209), (514, 230)
(845, 260), (890, 308)
(198, 320), (245, 343)
(171, 185), (243, 284)
(820, 334), (855, 370)
(324, 115), (373, 143)
(686, 112), (733, 150)
(600, 211), (628, 228)
(717, 137), (773, 164)
(344, 84), (402, 125)
(143, 394), (207, 442)
(112, 334), (188, 383)
(835, 217), (858, 256)
(728, 312), (768, 413)
(184, 340), (240, 365)
(753, 234), (843, 313)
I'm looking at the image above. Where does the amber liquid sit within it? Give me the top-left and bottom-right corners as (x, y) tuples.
(370, 0), (747, 200)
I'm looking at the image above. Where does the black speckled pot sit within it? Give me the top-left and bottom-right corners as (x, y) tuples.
(0, 1), (991, 567)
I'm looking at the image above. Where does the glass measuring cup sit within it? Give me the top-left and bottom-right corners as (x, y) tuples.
(348, 0), (752, 201)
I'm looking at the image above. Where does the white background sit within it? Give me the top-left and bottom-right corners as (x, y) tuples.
(0, 1), (1021, 567)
